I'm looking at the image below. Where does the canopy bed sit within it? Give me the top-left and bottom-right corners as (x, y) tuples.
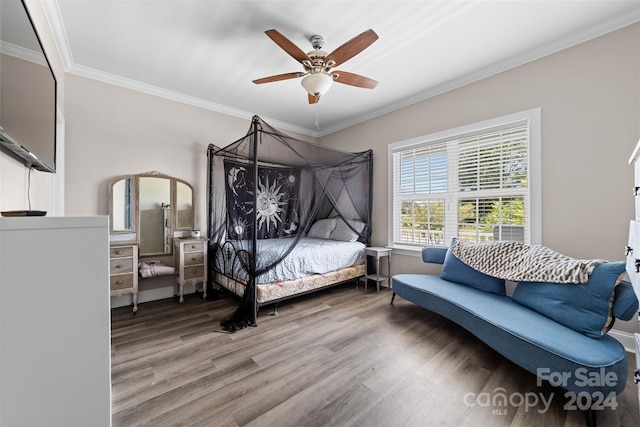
(207, 116), (373, 332)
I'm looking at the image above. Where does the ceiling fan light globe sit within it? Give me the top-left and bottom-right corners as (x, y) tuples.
(301, 73), (333, 96)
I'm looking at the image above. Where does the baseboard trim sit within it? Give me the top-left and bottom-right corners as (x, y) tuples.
(609, 329), (636, 353)
(110, 283), (199, 309)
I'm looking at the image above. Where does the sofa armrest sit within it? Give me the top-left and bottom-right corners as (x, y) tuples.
(422, 246), (448, 264)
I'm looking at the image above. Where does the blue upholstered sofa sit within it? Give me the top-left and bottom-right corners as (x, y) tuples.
(391, 245), (638, 426)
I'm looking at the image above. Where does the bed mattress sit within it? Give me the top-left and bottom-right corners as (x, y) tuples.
(214, 237), (366, 304)
(253, 237), (365, 283)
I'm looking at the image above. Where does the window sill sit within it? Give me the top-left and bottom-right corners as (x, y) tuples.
(387, 244), (446, 257)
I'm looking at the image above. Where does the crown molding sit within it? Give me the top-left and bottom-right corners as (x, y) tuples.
(0, 41), (47, 65)
(39, 0), (74, 70)
(65, 61), (319, 138)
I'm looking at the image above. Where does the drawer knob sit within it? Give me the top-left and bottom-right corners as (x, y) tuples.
(116, 250), (123, 254)
(116, 280), (123, 285)
(115, 264), (122, 269)
(191, 245), (197, 249)
(191, 257), (197, 261)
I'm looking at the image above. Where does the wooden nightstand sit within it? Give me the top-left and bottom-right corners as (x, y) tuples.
(173, 237), (208, 302)
(364, 246), (392, 292)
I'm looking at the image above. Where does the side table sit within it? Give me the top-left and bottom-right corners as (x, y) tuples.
(173, 237), (208, 302)
(364, 246), (393, 292)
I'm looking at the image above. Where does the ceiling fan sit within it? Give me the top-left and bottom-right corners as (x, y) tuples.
(253, 28), (379, 104)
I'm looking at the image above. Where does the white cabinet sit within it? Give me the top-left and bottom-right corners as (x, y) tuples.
(0, 216), (111, 426)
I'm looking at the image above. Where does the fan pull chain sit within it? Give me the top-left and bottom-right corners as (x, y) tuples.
(315, 101), (320, 130)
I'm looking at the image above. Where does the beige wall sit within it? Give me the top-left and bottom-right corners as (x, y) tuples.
(63, 75), (315, 225)
(320, 23), (640, 332)
(65, 74), (238, 227)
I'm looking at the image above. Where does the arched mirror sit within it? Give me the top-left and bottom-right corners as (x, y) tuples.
(176, 181), (194, 230)
(109, 176), (136, 234)
(139, 176), (171, 255)
(108, 172), (195, 257)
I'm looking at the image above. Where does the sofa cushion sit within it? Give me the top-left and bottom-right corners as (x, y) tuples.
(512, 261), (627, 338)
(613, 279), (639, 320)
(441, 239), (506, 295)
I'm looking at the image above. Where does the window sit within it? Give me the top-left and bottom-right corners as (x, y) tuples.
(388, 108), (541, 252)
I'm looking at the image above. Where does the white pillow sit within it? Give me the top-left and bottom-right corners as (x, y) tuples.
(307, 218), (337, 239)
(329, 219), (365, 242)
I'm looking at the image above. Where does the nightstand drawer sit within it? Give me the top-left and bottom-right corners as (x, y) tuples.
(184, 252), (204, 266)
(110, 274), (134, 291)
(110, 258), (133, 274)
(110, 246), (134, 258)
(184, 241), (205, 252)
(184, 265), (204, 280)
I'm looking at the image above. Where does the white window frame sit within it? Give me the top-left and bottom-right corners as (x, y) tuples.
(387, 108), (541, 257)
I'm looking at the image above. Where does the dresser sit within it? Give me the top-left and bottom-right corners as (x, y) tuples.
(0, 216), (111, 426)
(174, 237), (208, 302)
(109, 243), (139, 313)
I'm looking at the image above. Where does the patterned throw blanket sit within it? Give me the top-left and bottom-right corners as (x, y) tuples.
(451, 240), (606, 284)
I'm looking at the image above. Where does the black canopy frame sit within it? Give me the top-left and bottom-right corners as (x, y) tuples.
(207, 116), (373, 332)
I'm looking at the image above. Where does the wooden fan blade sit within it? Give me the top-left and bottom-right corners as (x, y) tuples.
(265, 29), (311, 64)
(253, 72), (303, 84)
(308, 93), (319, 104)
(325, 29), (378, 67)
(332, 71), (378, 89)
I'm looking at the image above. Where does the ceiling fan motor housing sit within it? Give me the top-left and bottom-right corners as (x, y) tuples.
(305, 50), (330, 73)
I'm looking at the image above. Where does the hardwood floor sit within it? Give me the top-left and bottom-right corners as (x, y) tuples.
(111, 283), (640, 427)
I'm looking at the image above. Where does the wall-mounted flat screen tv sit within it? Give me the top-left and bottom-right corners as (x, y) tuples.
(0, 0), (57, 173)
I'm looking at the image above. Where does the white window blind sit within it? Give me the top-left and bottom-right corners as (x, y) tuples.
(389, 109), (539, 250)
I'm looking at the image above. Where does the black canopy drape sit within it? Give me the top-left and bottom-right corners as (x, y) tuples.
(207, 116), (373, 331)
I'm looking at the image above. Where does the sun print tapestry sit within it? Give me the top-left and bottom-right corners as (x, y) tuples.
(225, 160), (301, 239)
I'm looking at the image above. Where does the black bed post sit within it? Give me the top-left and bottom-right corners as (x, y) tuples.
(249, 115), (260, 325)
(206, 144), (216, 297)
(366, 149), (374, 246)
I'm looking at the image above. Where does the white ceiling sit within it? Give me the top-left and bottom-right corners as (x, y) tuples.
(40, 0), (640, 137)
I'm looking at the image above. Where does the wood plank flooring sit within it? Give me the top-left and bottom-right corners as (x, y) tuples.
(111, 283), (640, 427)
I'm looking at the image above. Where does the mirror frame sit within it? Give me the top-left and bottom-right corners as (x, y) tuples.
(173, 178), (195, 231)
(108, 172), (195, 256)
